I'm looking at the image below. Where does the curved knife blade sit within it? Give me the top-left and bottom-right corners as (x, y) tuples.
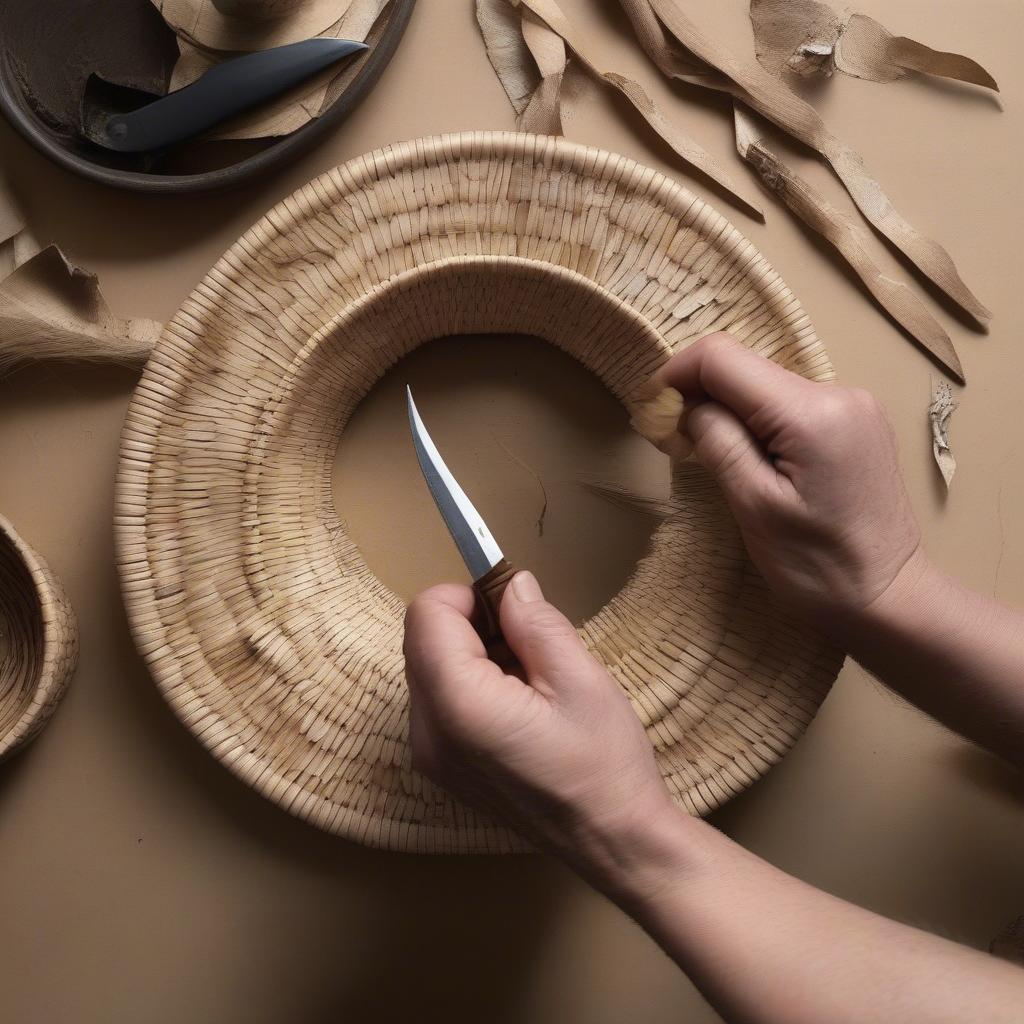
(85, 37), (367, 152)
(406, 386), (504, 583)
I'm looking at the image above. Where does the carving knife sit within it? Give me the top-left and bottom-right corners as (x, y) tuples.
(406, 386), (517, 651)
(81, 37), (367, 153)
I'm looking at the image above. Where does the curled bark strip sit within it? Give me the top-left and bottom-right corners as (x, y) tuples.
(750, 0), (998, 90)
(479, 0), (764, 216)
(734, 105), (964, 383)
(0, 227), (160, 376)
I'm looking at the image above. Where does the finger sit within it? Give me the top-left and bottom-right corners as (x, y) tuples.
(686, 401), (780, 505)
(404, 585), (494, 696)
(654, 332), (815, 434)
(499, 571), (600, 697)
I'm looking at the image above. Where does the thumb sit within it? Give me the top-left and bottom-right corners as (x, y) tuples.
(685, 400), (776, 508)
(499, 571), (598, 695)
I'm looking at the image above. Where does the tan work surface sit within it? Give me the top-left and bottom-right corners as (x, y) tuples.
(1, 1), (1022, 1021)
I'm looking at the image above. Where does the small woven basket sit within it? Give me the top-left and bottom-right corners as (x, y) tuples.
(0, 516), (78, 762)
(117, 131), (843, 852)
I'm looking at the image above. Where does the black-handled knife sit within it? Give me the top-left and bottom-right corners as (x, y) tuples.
(82, 37), (367, 153)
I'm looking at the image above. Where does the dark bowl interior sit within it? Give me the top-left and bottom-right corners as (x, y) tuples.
(0, 0), (415, 194)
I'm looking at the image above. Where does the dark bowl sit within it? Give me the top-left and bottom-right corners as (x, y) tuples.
(0, 0), (415, 194)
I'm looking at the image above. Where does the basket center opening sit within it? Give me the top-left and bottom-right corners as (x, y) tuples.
(332, 331), (669, 625)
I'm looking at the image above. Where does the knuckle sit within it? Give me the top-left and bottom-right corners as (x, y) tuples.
(403, 594), (431, 634)
(849, 387), (883, 417)
(697, 430), (751, 481)
(811, 387), (860, 431)
(701, 333), (742, 373)
(519, 602), (573, 642)
(701, 331), (740, 354)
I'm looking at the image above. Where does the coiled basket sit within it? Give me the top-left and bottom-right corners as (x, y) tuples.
(0, 515), (77, 762)
(116, 131), (843, 852)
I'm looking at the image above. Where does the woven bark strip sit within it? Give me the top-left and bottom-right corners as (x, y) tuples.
(115, 132), (843, 853)
(0, 516), (78, 763)
(734, 105), (964, 383)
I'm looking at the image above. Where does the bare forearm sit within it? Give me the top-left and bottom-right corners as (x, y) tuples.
(585, 806), (1023, 1024)
(837, 551), (1024, 768)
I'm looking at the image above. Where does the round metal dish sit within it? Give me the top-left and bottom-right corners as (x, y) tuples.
(0, 0), (415, 194)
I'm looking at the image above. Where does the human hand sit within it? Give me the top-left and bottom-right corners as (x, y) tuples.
(653, 332), (922, 636)
(403, 572), (672, 874)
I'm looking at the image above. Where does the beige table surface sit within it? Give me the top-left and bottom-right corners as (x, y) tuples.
(2, 1), (1022, 1021)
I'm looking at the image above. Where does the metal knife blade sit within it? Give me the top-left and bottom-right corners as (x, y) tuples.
(83, 37), (367, 153)
(406, 386), (504, 583)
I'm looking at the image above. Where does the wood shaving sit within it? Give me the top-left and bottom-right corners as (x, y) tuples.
(577, 478), (681, 520)
(630, 383), (693, 462)
(0, 194), (160, 376)
(494, 437), (548, 537)
(929, 378), (958, 489)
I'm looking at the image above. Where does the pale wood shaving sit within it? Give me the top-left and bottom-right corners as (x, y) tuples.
(578, 478), (682, 520)
(835, 13), (998, 90)
(630, 383), (693, 461)
(929, 377), (958, 489)
(0, 190), (161, 377)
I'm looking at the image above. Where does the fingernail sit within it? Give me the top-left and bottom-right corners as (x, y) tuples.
(510, 570), (543, 603)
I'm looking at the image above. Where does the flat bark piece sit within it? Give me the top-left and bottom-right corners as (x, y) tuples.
(150, 0), (353, 52)
(164, 0), (388, 140)
(750, 0), (844, 79)
(836, 13), (998, 90)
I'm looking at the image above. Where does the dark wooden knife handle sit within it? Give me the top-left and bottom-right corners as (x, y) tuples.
(474, 558), (517, 661)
